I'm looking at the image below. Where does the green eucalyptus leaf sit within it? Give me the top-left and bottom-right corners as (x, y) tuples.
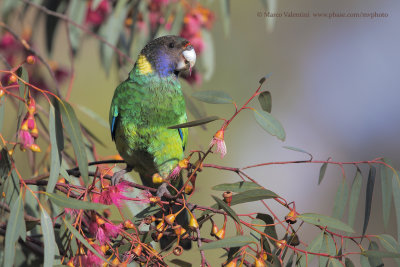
(212, 195), (240, 224)
(68, 0), (86, 53)
(4, 192), (26, 267)
(46, 192), (108, 210)
(192, 90), (233, 104)
(298, 230), (324, 266)
(298, 213), (354, 233)
(212, 181), (262, 192)
(318, 161), (328, 185)
(348, 168), (362, 229)
(47, 104), (62, 193)
(380, 158), (393, 230)
(393, 169), (400, 241)
(258, 91), (272, 113)
(200, 235), (254, 250)
(362, 166), (376, 238)
(332, 178), (349, 220)
(57, 100), (88, 185)
(168, 116), (219, 129)
(253, 110), (285, 141)
(41, 208), (57, 267)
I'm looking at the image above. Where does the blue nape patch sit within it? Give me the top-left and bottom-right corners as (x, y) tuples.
(155, 52), (175, 77)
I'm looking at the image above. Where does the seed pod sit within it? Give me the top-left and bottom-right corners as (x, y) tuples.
(285, 209), (297, 224)
(173, 245), (183, 256)
(152, 173), (164, 184)
(165, 214), (176, 225)
(223, 191), (233, 206)
(132, 244), (143, 257)
(123, 220), (135, 229)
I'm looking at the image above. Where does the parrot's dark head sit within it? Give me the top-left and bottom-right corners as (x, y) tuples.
(135, 35), (196, 77)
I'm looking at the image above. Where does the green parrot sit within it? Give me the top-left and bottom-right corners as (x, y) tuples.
(109, 35), (195, 190)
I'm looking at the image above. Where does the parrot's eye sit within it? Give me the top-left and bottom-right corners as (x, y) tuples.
(168, 42), (175, 48)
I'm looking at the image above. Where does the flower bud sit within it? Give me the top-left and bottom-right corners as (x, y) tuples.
(289, 233), (300, 247)
(285, 209), (297, 224)
(215, 228), (226, 240)
(275, 239), (287, 249)
(184, 184), (193, 195)
(96, 216), (105, 226)
(194, 160), (203, 172)
(165, 213), (176, 225)
(132, 244), (143, 257)
(173, 225), (187, 236)
(30, 127), (39, 138)
(188, 210), (199, 230)
(225, 258), (238, 267)
(254, 257), (267, 267)
(223, 191), (233, 206)
(29, 144), (41, 152)
(123, 220), (135, 229)
(8, 74), (17, 84)
(26, 55), (36, 64)
(0, 89), (5, 98)
(156, 220), (166, 232)
(178, 158), (189, 169)
(210, 219), (219, 236)
(152, 173), (164, 184)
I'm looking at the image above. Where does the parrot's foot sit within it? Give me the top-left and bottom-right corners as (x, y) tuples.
(156, 183), (170, 198)
(111, 165), (133, 186)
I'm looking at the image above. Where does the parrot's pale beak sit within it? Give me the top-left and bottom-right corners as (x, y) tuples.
(176, 47), (196, 74)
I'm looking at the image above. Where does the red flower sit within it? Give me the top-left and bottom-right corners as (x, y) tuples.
(95, 181), (130, 207)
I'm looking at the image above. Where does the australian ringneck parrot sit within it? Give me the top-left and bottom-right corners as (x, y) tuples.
(109, 36), (196, 248)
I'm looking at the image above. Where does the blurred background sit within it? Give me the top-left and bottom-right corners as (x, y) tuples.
(2, 0), (400, 265)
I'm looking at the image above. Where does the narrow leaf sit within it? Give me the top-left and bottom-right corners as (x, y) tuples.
(229, 189), (278, 206)
(332, 178), (349, 219)
(0, 96), (5, 133)
(319, 233), (337, 267)
(256, 213), (277, 243)
(282, 146), (312, 158)
(258, 91), (272, 113)
(377, 234), (400, 265)
(367, 241), (383, 266)
(41, 208), (57, 267)
(348, 168), (362, 229)
(253, 110), (285, 141)
(380, 158), (393, 230)
(77, 105), (109, 129)
(219, 0), (230, 37)
(46, 192), (108, 210)
(362, 166), (376, 238)
(200, 29), (215, 81)
(68, 0), (86, 53)
(212, 181), (262, 192)
(57, 100), (88, 185)
(393, 170), (400, 241)
(345, 258), (355, 267)
(63, 218), (107, 262)
(200, 235), (254, 250)
(212, 195), (240, 224)
(192, 90), (233, 104)
(363, 250), (400, 258)
(299, 230), (324, 266)
(298, 213), (354, 233)
(318, 161), (328, 185)
(47, 104), (61, 193)
(328, 258), (343, 267)
(4, 192), (26, 267)
(168, 116), (219, 129)
(99, 0), (129, 73)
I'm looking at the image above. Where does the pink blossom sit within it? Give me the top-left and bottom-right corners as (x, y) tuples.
(74, 245), (103, 267)
(170, 165), (181, 179)
(96, 181), (130, 207)
(86, 0), (111, 26)
(19, 130), (34, 149)
(0, 33), (16, 50)
(210, 130), (227, 158)
(103, 222), (122, 238)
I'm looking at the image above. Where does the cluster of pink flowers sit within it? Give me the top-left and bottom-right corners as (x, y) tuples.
(0, 32), (69, 92)
(89, 217), (123, 244)
(19, 98), (41, 152)
(92, 180), (130, 207)
(85, 0), (111, 26)
(180, 4), (215, 85)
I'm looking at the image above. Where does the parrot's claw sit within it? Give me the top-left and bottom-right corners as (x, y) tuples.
(156, 183), (170, 198)
(111, 165), (133, 186)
